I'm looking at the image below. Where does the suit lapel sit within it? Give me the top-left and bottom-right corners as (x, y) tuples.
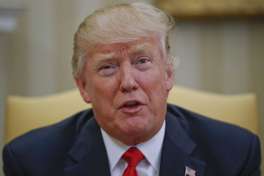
(63, 105), (206, 176)
(64, 117), (110, 176)
(160, 110), (206, 176)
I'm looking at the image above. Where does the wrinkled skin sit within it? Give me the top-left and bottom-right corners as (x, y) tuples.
(75, 35), (173, 145)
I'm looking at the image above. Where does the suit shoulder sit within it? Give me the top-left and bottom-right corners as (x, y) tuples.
(167, 104), (260, 157)
(167, 104), (261, 175)
(3, 109), (94, 175)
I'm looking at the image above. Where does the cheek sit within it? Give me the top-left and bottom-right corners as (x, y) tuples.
(137, 70), (169, 105)
(138, 67), (168, 92)
(88, 76), (118, 101)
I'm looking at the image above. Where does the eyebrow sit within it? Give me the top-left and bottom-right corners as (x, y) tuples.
(130, 43), (151, 53)
(95, 52), (115, 60)
(92, 42), (152, 65)
(92, 53), (116, 67)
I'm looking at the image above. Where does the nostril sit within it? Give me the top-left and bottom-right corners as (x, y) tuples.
(120, 77), (138, 93)
(120, 83), (138, 93)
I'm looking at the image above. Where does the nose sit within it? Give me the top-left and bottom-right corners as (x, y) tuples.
(120, 63), (138, 93)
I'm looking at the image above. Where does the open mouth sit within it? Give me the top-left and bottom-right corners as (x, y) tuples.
(123, 100), (141, 107)
(119, 100), (144, 113)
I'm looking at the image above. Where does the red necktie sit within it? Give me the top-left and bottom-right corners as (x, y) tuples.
(122, 147), (144, 176)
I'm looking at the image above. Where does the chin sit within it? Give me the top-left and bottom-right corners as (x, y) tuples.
(120, 124), (155, 143)
(119, 131), (149, 145)
(123, 118), (150, 132)
(121, 125), (145, 135)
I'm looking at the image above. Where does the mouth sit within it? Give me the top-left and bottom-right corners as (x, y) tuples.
(119, 100), (144, 114)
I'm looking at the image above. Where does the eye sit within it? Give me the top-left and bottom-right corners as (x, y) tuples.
(98, 64), (118, 76)
(134, 56), (152, 70)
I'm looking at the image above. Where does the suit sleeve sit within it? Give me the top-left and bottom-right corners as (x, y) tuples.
(240, 135), (261, 176)
(2, 144), (25, 176)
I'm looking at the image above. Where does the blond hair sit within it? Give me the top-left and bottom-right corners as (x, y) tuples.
(72, 2), (175, 78)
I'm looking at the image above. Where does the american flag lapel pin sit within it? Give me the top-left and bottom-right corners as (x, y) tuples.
(185, 166), (196, 176)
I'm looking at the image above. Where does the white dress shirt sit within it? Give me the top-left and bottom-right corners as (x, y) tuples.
(101, 121), (165, 176)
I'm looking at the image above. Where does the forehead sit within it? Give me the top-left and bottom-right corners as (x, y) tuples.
(86, 36), (161, 59)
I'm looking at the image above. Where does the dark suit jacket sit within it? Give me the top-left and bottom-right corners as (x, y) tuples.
(2, 104), (261, 176)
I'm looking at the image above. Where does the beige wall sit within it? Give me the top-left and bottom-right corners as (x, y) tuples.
(0, 0), (263, 175)
(171, 20), (264, 173)
(0, 34), (10, 176)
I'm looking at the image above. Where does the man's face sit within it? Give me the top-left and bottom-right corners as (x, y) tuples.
(76, 35), (174, 145)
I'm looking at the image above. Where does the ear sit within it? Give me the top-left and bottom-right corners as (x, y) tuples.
(74, 77), (92, 104)
(165, 63), (174, 92)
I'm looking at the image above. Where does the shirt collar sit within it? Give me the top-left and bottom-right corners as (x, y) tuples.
(101, 120), (166, 172)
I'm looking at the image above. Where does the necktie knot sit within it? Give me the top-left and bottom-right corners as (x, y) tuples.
(122, 147), (144, 167)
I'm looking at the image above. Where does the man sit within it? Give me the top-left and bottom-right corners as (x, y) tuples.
(2, 2), (261, 176)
